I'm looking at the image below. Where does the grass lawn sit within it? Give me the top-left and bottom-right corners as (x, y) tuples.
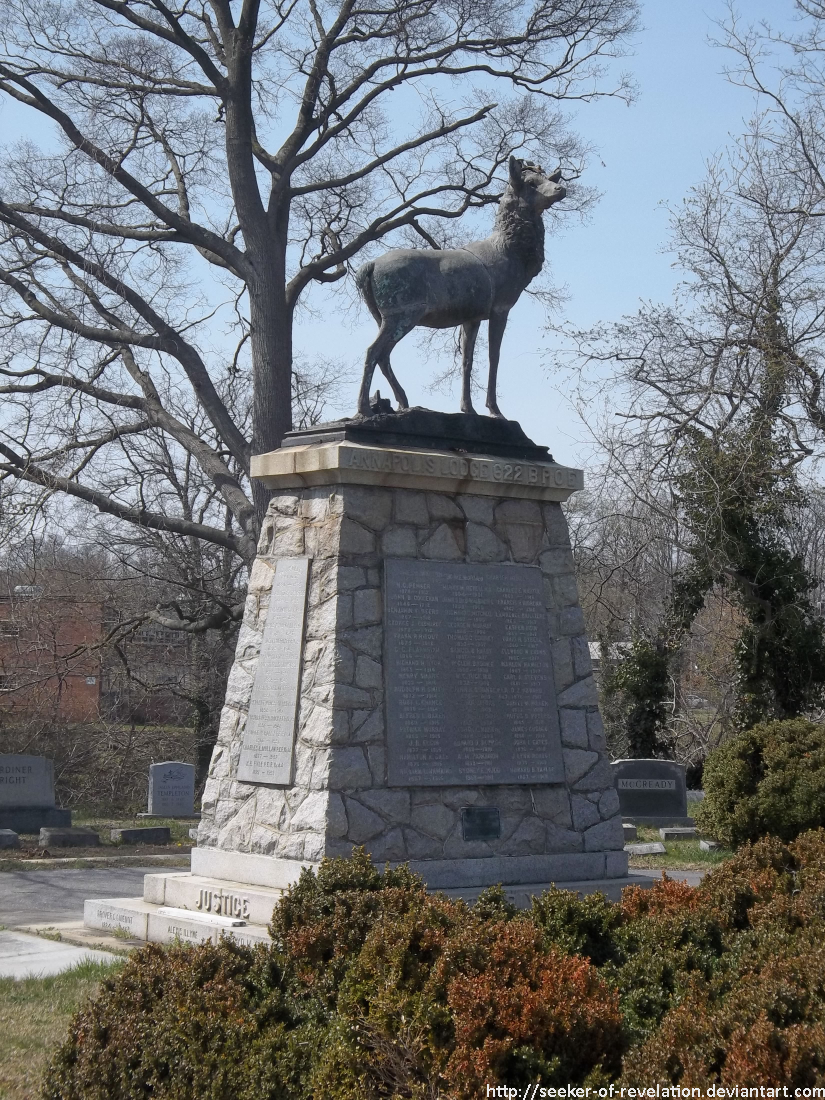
(0, 958), (124, 1100)
(627, 825), (734, 870)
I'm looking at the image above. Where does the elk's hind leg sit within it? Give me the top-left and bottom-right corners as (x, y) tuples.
(358, 311), (419, 415)
(460, 320), (481, 414)
(378, 359), (409, 410)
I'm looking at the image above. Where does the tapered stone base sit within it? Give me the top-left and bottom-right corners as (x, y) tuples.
(201, 439), (627, 884)
(86, 436), (642, 941)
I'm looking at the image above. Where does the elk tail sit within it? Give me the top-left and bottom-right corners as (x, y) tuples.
(355, 260), (382, 325)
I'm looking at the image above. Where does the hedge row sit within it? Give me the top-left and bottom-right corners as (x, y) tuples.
(44, 834), (825, 1099)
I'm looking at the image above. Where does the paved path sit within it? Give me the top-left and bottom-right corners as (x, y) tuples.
(0, 930), (116, 978)
(633, 868), (706, 888)
(0, 866), (182, 927)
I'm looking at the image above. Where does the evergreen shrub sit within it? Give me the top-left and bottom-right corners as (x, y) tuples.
(695, 718), (825, 846)
(44, 835), (825, 1097)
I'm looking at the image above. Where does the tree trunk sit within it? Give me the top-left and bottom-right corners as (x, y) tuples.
(248, 216), (293, 525)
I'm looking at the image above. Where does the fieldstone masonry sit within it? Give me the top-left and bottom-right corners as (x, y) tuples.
(84, 438), (638, 948)
(197, 453), (626, 888)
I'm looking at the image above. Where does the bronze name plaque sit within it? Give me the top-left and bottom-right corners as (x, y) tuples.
(384, 559), (564, 787)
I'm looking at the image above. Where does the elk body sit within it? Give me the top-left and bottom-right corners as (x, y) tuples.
(355, 157), (566, 418)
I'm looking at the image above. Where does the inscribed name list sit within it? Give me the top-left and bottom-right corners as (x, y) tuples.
(385, 560), (564, 786)
(237, 557), (310, 785)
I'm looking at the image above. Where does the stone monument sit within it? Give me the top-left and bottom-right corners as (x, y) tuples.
(86, 411), (648, 947)
(0, 754), (71, 833)
(611, 759), (694, 827)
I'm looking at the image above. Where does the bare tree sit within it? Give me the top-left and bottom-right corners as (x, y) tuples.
(0, 0), (639, 633)
(558, 66), (825, 738)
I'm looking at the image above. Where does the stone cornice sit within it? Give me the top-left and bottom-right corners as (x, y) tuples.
(251, 442), (583, 501)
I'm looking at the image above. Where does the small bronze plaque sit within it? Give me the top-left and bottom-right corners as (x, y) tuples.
(461, 807), (501, 841)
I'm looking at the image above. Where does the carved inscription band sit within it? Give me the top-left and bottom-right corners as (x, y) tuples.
(384, 559), (565, 787)
(342, 445), (580, 491)
(236, 557), (310, 785)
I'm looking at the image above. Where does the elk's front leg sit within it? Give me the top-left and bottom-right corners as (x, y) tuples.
(460, 320), (480, 413)
(486, 311), (509, 417)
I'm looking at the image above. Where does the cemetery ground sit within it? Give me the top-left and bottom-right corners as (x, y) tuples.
(0, 816), (194, 871)
(0, 958), (125, 1100)
(625, 825), (733, 870)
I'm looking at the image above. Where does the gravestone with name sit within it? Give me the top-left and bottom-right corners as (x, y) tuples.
(86, 412), (651, 947)
(611, 759), (694, 827)
(147, 761), (195, 818)
(0, 754), (71, 832)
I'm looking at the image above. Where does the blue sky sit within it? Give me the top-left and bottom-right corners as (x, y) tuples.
(298, 0), (787, 464)
(0, 0), (791, 468)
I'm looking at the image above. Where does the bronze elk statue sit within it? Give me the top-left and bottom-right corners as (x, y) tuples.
(355, 157), (566, 418)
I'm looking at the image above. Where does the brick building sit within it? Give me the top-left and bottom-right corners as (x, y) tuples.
(0, 586), (191, 725)
(0, 587), (103, 722)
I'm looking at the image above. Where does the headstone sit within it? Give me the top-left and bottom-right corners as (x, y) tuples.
(111, 826), (170, 845)
(39, 826), (99, 848)
(0, 829), (20, 849)
(384, 559), (564, 786)
(625, 841), (666, 856)
(0, 754), (71, 832)
(612, 759), (693, 826)
(659, 826), (697, 841)
(237, 556), (310, 784)
(0, 755), (55, 807)
(147, 761), (195, 817)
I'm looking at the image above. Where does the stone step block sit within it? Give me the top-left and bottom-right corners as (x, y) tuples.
(40, 827), (100, 848)
(143, 872), (286, 926)
(84, 897), (156, 940)
(84, 895), (271, 948)
(0, 829), (20, 849)
(146, 909), (270, 948)
(111, 826), (171, 845)
(659, 826), (697, 841)
(625, 841), (666, 856)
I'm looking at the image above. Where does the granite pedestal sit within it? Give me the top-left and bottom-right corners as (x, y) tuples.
(85, 422), (649, 946)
